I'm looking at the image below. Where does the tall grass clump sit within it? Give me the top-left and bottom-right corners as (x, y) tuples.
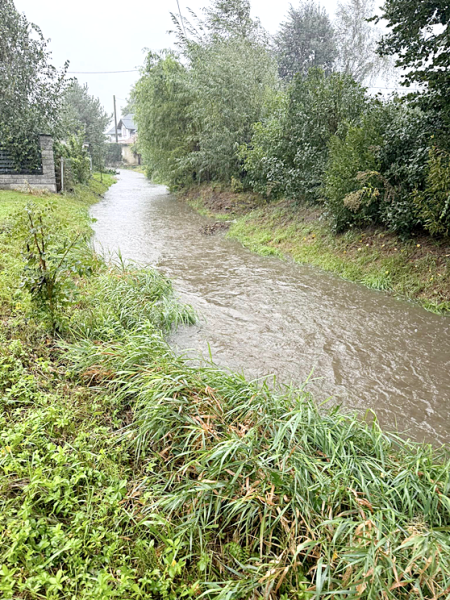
(65, 290), (450, 599)
(68, 260), (196, 341)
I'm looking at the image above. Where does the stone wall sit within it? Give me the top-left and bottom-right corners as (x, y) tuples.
(0, 135), (57, 193)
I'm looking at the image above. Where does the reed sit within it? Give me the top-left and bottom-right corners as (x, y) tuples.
(64, 267), (450, 599)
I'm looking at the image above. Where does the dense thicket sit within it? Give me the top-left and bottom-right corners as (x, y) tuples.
(133, 0), (450, 239)
(241, 68), (368, 202)
(134, 0), (276, 185)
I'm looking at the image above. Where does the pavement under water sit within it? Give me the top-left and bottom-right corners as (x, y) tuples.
(91, 170), (450, 445)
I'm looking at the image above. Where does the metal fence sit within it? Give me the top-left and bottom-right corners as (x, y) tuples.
(0, 141), (43, 175)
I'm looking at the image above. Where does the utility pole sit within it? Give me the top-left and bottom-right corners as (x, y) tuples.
(113, 95), (119, 143)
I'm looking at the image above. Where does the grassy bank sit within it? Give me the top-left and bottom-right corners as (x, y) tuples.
(184, 186), (450, 314)
(0, 180), (449, 598)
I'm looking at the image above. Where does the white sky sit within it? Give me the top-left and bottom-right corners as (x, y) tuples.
(14, 0), (341, 117)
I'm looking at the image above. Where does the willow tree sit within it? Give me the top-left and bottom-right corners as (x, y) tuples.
(133, 52), (196, 188)
(173, 0), (278, 182)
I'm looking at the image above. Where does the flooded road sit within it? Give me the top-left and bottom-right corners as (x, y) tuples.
(92, 170), (450, 444)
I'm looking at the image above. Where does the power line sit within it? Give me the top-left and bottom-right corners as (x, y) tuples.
(176, 0), (186, 35)
(368, 85), (421, 91)
(68, 69), (140, 74)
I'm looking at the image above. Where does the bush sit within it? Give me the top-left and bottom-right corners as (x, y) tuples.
(239, 91), (289, 198)
(324, 109), (385, 231)
(14, 202), (94, 331)
(55, 135), (91, 188)
(378, 104), (436, 235)
(414, 146), (450, 237)
(242, 69), (368, 203)
(324, 102), (438, 235)
(105, 143), (122, 165)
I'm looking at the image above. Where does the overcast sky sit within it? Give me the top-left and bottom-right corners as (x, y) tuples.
(14, 0), (341, 118)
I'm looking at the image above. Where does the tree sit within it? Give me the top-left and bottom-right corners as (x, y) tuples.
(334, 0), (391, 84)
(189, 37), (277, 182)
(62, 80), (110, 170)
(242, 68), (368, 202)
(0, 0), (67, 168)
(120, 98), (135, 116)
(376, 0), (450, 144)
(171, 0), (266, 46)
(133, 51), (196, 187)
(274, 1), (337, 80)
(140, 0), (277, 184)
(202, 0), (261, 40)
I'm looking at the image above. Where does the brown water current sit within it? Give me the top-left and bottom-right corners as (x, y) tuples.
(91, 170), (450, 444)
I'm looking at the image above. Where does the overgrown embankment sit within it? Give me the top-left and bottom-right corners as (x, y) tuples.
(1, 179), (449, 598)
(184, 185), (450, 314)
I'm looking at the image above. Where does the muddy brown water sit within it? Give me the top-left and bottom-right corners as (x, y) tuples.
(91, 170), (450, 444)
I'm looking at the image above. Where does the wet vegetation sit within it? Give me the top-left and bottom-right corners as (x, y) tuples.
(0, 181), (449, 598)
(132, 0), (450, 308)
(1, 0), (450, 597)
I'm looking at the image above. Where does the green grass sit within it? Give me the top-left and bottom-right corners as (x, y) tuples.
(0, 179), (449, 598)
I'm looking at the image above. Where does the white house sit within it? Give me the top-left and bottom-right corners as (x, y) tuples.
(106, 114), (140, 165)
(106, 114), (137, 142)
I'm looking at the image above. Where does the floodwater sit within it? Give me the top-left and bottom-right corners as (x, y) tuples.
(91, 170), (450, 444)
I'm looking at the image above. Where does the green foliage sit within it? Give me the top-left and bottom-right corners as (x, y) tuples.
(0, 0), (67, 169)
(414, 147), (450, 237)
(274, 1), (337, 80)
(325, 106), (387, 231)
(200, 0), (261, 40)
(61, 80), (110, 171)
(68, 263), (196, 340)
(324, 101), (444, 236)
(14, 202), (93, 330)
(133, 51), (195, 188)
(105, 143), (123, 165)
(187, 37), (277, 182)
(243, 69), (367, 202)
(55, 135), (91, 186)
(377, 0), (450, 145)
(283, 69), (367, 202)
(134, 0), (276, 187)
(239, 92), (289, 198)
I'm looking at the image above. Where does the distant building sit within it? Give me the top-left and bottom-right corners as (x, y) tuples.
(106, 114), (140, 165)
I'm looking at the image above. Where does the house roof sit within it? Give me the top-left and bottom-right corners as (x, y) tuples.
(106, 125), (118, 136)
(119, 114), (136, 131)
